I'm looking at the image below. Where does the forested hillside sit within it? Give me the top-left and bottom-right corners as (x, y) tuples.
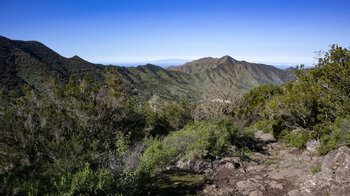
(0, 36), (105, 94)
(0, 36), (296, 102)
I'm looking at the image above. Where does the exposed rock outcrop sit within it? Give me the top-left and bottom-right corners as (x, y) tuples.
(164, 131), (350, 196)
(201, 131), (350, 196)
(289, 146), (350, 196)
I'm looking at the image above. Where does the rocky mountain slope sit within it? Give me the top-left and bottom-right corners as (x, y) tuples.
(166, 55), (295, 80)
(165, 55), (296, 100)
(166, 56), (228, 73)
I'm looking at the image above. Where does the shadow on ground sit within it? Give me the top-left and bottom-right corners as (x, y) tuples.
(148, 168), (211, 196)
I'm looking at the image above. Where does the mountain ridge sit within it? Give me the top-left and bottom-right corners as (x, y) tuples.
(0, 35), (105, 93)
(166, 55), (294, 74)
(0, 36), (296, 101)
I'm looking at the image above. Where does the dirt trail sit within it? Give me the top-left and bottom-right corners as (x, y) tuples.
(202, 131), (323, 196)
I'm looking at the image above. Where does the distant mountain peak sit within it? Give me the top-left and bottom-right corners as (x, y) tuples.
(166, 55), (240, 73)
(71, 55), (82, 59)
(70, 55), (86, 62)
(219, 55), (236, 64)
(220, 55), (233, 60)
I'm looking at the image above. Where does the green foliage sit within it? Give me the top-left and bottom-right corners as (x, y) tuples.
(229, 148), (253, 162)
(54, 163), (114, 195)
(144, 111), (172, 137)
(143, 99), (195, 135)
(240, 85), (283, 113)
(310, 164), (322, 174)
(318, 117), (350, 155)
(211, 119), (238, 154)
(115, 131), (130, 156)
(248, 45), (350, 152)
(331, 117), (350, 145)
(0, 36), (105, 94)
(281, 129), (313, 149)
(235, 85), (283, 128)
(266, 160), (276, 166)
(161, 101), (195, 131)
(0, 69), (210, 195)
(0, 73), (147, 195)
(139, 119), (238, 177)
(138, 138), (176, 177)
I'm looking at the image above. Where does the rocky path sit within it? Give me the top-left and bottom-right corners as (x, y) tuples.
(153, 131), (350, 195)
(201, 131), (350, 196)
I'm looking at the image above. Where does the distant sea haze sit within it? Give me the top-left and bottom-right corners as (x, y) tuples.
(105, 62), (300, 69)
(105, 59), (192, 68)
(112, 63), (184, 68)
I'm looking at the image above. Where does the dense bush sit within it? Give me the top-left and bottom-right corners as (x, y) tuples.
(0, 67), (226, 195)
(138, 119), (238, 177)
(235, 84), (283, 128)
(240, 45), (350, 152)
(318, 117), (350, 154)
(142, 99), (194, 136)
(0, 69), (149, 195)
(54, 163), (114, 195)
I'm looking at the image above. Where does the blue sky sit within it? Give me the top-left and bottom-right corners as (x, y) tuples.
(0, 0), (349, 66)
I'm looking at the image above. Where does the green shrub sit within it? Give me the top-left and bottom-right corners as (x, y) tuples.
(266, 160), (276, 166)
(1, 171), (53, 196)
(281, 129), (312, 149)
(143, 100), (194, 134)
(331, 117), (350, 146)
(236, 85), (283, 127)
(54, 163), (114, 195)
(0, 75), (147, 195)
(310, 164), (322, 174)
(138, 119), (238, 177)
(317, 117), (350, 155)
(209, 119), (238, 155)
(251, 45), (350, 153)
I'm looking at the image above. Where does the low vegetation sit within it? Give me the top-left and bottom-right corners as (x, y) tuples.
(310, 164), (322, 174)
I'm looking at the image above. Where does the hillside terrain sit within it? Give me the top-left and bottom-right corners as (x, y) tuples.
(1, 37), (349, 196)
(167, 55), (295, 100)
(0, 36), (105, 93)
(0, 36), (296, 101)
